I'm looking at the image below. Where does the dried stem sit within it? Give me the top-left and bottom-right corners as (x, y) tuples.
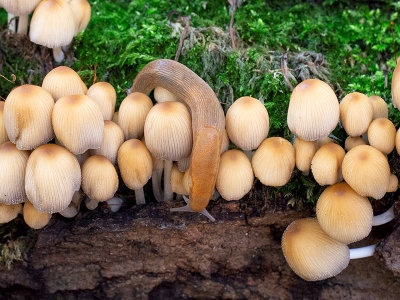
(228, 0), (237, 50)
(281, 53), (294, 91)
(0, 73), (16, 83)
(175, 16), (190, 61)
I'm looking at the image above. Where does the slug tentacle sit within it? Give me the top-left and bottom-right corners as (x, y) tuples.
(170, 195), (216, 222)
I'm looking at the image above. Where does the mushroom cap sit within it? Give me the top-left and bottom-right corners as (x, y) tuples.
(388, 174), (398, 193)
(23, 201), (51, 229)
(293, 137), (318, 175)
(3, 85), (55, 150)
(29, 0), (76, 48)
(117, 139), (153, 190)
(311, 142), (345, 186)
(0, 101), (9, 145)
(340, 92), (373, 137)
(90, 120), (124, 165)
(282, 218), (350, 281)
(0, 0), (41, 16)
(287, 79), (339, 141)
(82, 155), (119, 202)
(367, 118), (396, 155)
(52, 94), (104, 154)
(171, 164), (188, 195)
(216, 149), (254, 200)
(25, 144), (81, 213)
(59, 190), (83, 218)
(317, 136), (335, 148)
(342, 145), (390, 199)
(42, 66), (87, 101)
(396, 127), (400, 156)
(144, 101), (193, 161)
(0, 203), (22, 224)
(252, 137), (295, 186)
(226, 96), (269, 151)
(86, 82), (116, 121)
(369, 95), (388, 120)
(392, 62), (400, 109)
(344, 136), (367, 152)
(0, 142), (30, 205)
(154, 87), (178, 102)
(316, 182), (373, 244)
(69, 0), (91, 34)
(118, 92), (153, 140)
(221, 129), (230, 153)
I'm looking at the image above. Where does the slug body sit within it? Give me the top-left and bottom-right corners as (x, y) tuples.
(130, 59), (225, 211)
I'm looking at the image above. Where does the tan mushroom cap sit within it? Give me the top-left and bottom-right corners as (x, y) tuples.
(144, 101), (192, 161)
(171, 164), (188, 195)
(118, 139), (153, 190)
(69, 0), (91, 34)
(252, 137), (295, 186)
(392, 62), (400, 109)
(23, 201), (51, 229)
(42, 66), (87, 101)
(29, 0), (76, 48)
(25, 144), (81, 213)
(282, 218), (350, 281)
(0, 0), (41, 16)
(4, 85), (55, 150)
(0, 101), (9, 145)
(367, 118), (396, 154)
(0, 142), (29, 205)
(293, 137), (318, 175)
(226, 96), (269, 151)
(86, 82), (116, 121)
(396, 127), (400, 156)
(340, 92), (373, 137)
(287, 79), (339, 141)
(369, 95), (388, 120)
(342, 145), (390, 199)
(311, 142), (345, 186)
(118, 92), (153, 140)
(216, 149), (254, 201)
(154, 87), (178, 102)
(316, 182), (373, 244)
(0, 203), (22, 224)
(82, 155), (119, 202)
(388, 174), (398, 193)
(344, 136), (367, 151)
(52, 94), (104, 155)
(90, 120), (124, 165)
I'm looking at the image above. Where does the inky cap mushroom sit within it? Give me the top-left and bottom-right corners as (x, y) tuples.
(0, 203), (22, 224)
(23, 201), (51, 229)
(86, 82), (116, 121)
(293, 136), (318, 176)
(0, 101), (9, 145)
(344, 136), (367, 152)
(369, 95), (388, 120)
(367, 118), (396, 155)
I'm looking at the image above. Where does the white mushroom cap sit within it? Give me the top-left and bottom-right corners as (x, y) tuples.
(0, 0), (41, 15)
(154, 87), (178, 102)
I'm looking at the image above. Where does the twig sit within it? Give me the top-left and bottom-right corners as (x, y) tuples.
(87, 64), (98, 85)
(391, 21), (397, 61)
(228, 0), (237, 50)
(281, 53), (294, 91)
(0, 73), (16, 83)
(175, 16), (190, 62)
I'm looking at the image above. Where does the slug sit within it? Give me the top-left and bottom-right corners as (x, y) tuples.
(129, 59), (225, 214)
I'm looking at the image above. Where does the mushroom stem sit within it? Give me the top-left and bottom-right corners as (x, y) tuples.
(62, 44), (71, 52)
(17, 15), (29, 35)
(163, 159), (173, 201)
(85, 197), (99, 210)
(170, 195), (216, 222)
(107, 197), (123, 212)
(349, 244), (376, 259)
(8, 13), (16, 33)
(372, 205), (395, 226)
(53, 47), (65, 63)
(244, 150), (253, 160)
(152, 169), (163, 202)
(135, 188), (145, 205)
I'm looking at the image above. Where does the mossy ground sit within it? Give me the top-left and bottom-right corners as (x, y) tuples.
(1, 0), (400, 267)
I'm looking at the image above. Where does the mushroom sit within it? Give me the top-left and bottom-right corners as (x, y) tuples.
(396, 127), (400, 156)
(86, 82), (117, 121)
(392, 61), (400, 109)
(344, 136), (367, 151)
(252, 137), (295, 186)
(59, 191), (83, 218)
(68, 0), (91, 35)
(154, 87), (178, 102)
(287, 79), (339, 141)
(342, 145), (390, 199)
(106, 197), (123, 213)
(29, 0), (76, 62)
(0, 101), (9, 144)
(0, 203), (22, 224)
(151, 155), (164, 202)
(171, 163), (189, 196)
(0, 0), (41, 34)
(369, 95), (388, 120)
(367, 118), (396, 155)
(3, 85), (55, 150)
(23, 201), (51, 229)
(52, 94), (104, 154)
(226, 96), (269, 157)
(388, 174), (398, 193)
(293, 136), (318, 176)
(25, 144), (81, 213)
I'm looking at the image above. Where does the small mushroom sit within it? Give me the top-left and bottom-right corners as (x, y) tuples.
(23, 201), (51, 229)
(68, 0), (91, 35)
(391, 61), (400, 109)
(293, 136), (318, 176)
(344, 136), (367, 151)
(388, 174), (398, 193)
(154, 87), (177, 102)
(0, 203), (22, 224)
(0, 101), (10, 145)
(369, 95), (388, 120)
(59, 191), (83, 218)
(86, 82), (117, 121)
(367, 118), (396, 155)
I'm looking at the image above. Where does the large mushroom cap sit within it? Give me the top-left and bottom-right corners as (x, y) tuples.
(52, 94), (104, 154)
(287, 79), (339, 141)
(252, 137), (295, 186)
(281, 218), (350, 281)
(86, 82), (116, 121)
(340, 92), (373, 137)
(0, 101), (9, 145)
(0, 0), (41, 16)
(342, 145), (390, 199)
(316, 182), (373, 244)
(42, 66), (87, 101)
(226, 96), (269, 151)
(369, 95), (388, 120)
(29, 0), (76, 48)
(367, 118), (396, 155)
(4, 85), (55, 150)
(25, 144), (81, 213)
